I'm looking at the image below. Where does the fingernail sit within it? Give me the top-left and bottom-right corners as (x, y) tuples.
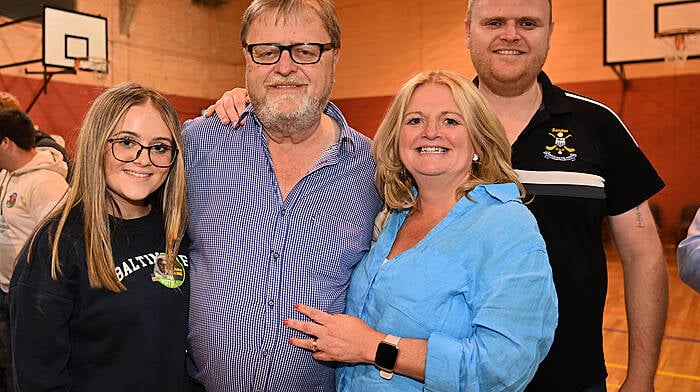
(289, 338), (294, 344)
(294, 304), (300, 310)
(283, 319), (288, 326)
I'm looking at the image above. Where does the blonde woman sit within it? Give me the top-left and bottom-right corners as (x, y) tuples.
(10, 82), (189, 391)
(284, 70), (558, 391)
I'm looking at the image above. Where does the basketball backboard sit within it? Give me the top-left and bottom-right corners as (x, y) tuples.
(604, 0), (700, 65)
(43, 6), (108, 72)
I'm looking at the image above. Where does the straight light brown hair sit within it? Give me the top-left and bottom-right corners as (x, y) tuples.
(32, 82), (187, 292)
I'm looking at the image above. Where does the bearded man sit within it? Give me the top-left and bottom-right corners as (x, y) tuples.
(182, 1), (382, 391)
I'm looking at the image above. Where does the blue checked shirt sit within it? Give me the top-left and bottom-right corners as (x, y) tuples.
(183, 102), (382, 392)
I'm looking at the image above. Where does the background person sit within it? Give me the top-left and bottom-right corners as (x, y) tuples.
(9, 82), (189, 391)
(677, 208), (700, 292)
(0, 110), (69, 291)
(0, 109), (69, 392)
(183, 1), (382, 391)
(0, 92), (72, 180)
(285, 70), (557, 391)
(0, 93), (21, 112)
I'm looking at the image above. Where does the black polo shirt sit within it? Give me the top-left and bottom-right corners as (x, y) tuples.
(477, 72), (664, 391)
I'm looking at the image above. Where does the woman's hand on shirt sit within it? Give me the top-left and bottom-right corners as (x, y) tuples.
(284, 303), (384, 364)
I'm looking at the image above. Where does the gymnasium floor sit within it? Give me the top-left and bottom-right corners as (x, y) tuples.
(603, 244), (700, 391)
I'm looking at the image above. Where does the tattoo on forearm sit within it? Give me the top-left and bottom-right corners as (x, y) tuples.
(636, 206), (644, 228)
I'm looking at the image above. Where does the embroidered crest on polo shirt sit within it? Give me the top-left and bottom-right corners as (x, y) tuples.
(543, 128), (577, 162)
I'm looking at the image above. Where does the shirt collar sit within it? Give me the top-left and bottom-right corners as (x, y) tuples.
(477, 183), (521, 203)
(471, 71), (570, 116)
(537, 71), (570, 115)
(242, 101), (357, 154)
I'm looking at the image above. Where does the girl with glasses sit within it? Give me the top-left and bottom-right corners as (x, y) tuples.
(9, 82), (189, 391)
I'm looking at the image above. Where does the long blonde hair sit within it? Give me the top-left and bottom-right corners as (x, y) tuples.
(38, 82), (187, 292)
(372, 70), (524, 212)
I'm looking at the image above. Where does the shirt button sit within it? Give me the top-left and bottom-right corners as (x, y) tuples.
(272, 251), (279, 259)
(268, 300), (275, 307)
(261, 349), (269, 357)
(280, 209), (286, 216)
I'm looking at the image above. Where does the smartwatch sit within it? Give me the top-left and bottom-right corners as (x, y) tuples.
(374, 334), (401, 379)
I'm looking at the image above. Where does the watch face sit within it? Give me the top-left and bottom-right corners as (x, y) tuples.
(375, 342), (399, 370)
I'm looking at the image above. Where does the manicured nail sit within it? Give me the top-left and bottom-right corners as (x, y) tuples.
(294, 304), (300, 310)
(283, 319), (288, 326)
(289, 338), (294, 344)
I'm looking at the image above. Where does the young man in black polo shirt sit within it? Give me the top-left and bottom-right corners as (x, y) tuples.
(466, 0), (667, 391)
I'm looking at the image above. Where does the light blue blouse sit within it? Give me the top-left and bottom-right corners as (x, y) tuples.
(337, 183), (558, 392)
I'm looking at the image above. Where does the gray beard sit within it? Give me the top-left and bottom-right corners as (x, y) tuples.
(252, 94), (327, 136)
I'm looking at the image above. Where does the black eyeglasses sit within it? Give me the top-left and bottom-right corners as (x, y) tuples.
(107, 138), (178, 168)
(246, 42), (335, 65)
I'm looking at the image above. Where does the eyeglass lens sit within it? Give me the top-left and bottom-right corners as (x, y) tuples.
(249, 43), (327, 64)
(111, 139), (176, 167)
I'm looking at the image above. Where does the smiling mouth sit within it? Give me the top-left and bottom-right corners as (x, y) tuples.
(418, 147), (448, 153)
(266, 78), (307, 88)
(124, 170), (151, 178)
(494, 49), (524, 55)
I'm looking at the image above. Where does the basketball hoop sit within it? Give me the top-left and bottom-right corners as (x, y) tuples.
(73, 56), (109, 80)
(656, 28), (700, 64)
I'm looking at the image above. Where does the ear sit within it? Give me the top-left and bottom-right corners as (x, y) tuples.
(547, 20), (555, 47)
(464, 19), (472, 48)
(331, 47), (341, 69)
(242, 46), (253, 72)
(241, 46), (249, 61)
(0, 137), (12, 157)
